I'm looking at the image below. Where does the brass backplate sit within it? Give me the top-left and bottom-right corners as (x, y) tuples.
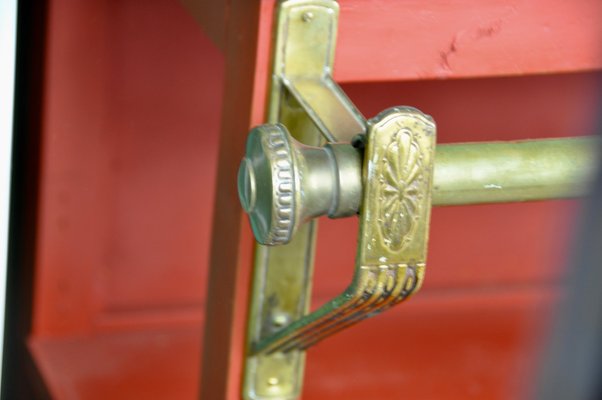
(243, 1), (339, 399)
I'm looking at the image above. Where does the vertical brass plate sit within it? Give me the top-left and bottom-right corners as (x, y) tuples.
(243, 1), (340, 399)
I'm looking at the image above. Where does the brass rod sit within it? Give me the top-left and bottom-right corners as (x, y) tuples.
(239, 135), (599, 244)
(432, 137), (598, 206)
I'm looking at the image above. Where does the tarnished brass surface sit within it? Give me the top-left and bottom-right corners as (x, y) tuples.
(239, 134), (598, 239)
(252, 107), (436, 354)
(239, 124), (363, 245)
(267, 0), (365, 143)
(433, 138), (597, 205)
(243, 1), (348, 399)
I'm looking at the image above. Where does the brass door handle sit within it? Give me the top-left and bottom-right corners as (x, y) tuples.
(239, 1), (598, 399)
(241, 106), (436, 356)
(239, 123), (595, 246)
(238, 109), (596, 353)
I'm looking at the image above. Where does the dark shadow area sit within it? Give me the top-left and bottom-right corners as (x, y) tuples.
(1, 1), (50, 399)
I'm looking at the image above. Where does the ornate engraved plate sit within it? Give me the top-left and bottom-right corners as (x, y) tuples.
(252, 107), (436, 355)
(377, 128), (425, 252)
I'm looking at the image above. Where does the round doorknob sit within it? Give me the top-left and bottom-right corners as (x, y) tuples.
(238, 124), (362, 245)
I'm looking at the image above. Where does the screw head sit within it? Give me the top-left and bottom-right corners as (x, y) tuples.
(301, 11), (314, 22)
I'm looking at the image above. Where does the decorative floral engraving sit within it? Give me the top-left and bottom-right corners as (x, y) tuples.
(377, 128), (424, 252)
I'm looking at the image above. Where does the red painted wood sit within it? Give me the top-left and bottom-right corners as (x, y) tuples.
(32, 0), (221, 337)
(186, 0), (602, 82)
(305, 288), (557, 400)
(334, 0), (602, 82)
(198, 0), (263, 395)
(29, 325), (203, 400)
(28, 0), (602, 399)
(33, 0), (113, 336)
(29, 287), (555, 399)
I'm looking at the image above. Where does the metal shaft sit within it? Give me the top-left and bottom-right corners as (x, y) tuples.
(239, 128), (599, 245)
(432, 137), (597, 205)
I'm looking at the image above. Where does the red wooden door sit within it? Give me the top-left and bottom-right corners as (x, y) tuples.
(25, 1), (602, 399)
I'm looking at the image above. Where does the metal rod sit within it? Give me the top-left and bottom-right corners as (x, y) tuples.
(433, 137), (598, 206)
(239, 133), (599, 245)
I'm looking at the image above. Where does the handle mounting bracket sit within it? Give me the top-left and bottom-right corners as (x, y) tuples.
(243, 1), (366, 399)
